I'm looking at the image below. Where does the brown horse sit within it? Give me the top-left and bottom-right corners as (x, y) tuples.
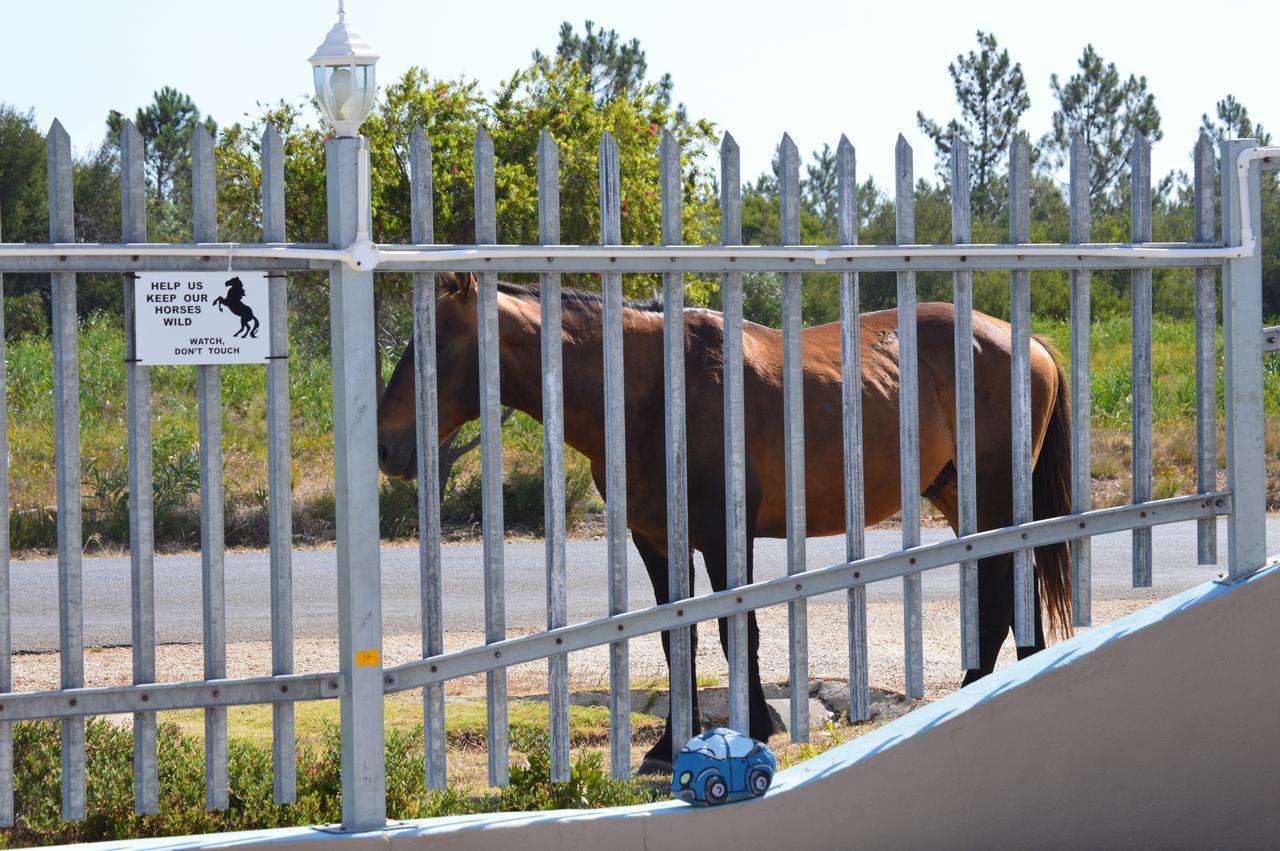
(377, 272), (1072, 771)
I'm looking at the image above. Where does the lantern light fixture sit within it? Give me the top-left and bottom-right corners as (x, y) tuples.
(309, 1), (379, 137)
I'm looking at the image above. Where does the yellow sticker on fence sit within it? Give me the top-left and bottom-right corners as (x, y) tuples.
(355, 649), (381, 667)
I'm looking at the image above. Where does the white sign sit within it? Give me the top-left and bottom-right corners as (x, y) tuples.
(135, 272), (271, 365)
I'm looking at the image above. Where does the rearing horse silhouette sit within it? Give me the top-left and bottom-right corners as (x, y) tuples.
(213, 276), (259, 339)
(376, 272), (1072, 773)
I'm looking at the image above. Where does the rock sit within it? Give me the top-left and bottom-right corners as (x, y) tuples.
(764, 698), (831, 733)
(761, 682), (789, 700)
(812, 680), (851, 719)
(696, 687), (729, 727)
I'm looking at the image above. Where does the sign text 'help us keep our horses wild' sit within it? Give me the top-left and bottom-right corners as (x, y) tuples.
(134, 272), (271, 365)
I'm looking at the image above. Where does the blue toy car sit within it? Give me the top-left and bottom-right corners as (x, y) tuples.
(672, 728), (776, 805)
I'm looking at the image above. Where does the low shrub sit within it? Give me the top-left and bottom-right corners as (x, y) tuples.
(1, 718), (658, 848)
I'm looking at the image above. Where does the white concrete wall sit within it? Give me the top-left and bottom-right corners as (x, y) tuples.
(95, 564), (1280, 851)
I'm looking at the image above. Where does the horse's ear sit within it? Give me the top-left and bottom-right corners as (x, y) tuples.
(436, 272), (477, 298)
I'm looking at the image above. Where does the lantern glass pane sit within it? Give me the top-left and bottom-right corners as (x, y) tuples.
(312, 63), (376, 136)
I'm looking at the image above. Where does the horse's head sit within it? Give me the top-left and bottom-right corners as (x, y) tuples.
(377, 272), (482, 479)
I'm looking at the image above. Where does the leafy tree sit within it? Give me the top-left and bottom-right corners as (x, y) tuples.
(917, 31), (1030, 219)
(1202, 94), (1271, 145)
(1042, 45), (1162, 202)
(0, 105), (47, 244)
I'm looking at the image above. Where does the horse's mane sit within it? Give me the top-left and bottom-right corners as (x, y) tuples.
(496, 281), (663, 314)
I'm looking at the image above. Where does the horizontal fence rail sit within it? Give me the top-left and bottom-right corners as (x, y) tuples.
(384, 493), (1231, 693)
(0, 240), (1247, 275)
(0, 115), (1271, 841)
(0, 674), (343, 723)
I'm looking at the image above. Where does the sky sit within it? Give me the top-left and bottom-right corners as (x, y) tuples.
(6, 0), (1275, 198)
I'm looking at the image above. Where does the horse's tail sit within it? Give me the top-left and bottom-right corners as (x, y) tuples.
(1032, 335), (1073, 640)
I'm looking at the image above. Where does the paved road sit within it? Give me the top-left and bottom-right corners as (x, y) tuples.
(8, 517), (1273, 651)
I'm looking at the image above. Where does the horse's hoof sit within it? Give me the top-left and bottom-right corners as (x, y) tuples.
(636, 756), (673, 777)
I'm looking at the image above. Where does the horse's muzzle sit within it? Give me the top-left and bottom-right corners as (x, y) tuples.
(377, 440), (417, 479)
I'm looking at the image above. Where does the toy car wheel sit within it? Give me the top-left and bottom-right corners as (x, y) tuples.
(747, 767), (771, 797)
(704, 775), (728, 805)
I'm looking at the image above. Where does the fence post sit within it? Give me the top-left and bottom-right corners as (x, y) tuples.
(327, 135), (386, 830)
(1221, 139), (1266, 581)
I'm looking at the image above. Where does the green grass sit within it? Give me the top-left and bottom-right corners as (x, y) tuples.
(161, 698), (664, 751)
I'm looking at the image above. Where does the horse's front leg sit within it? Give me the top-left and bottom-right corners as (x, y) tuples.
(698, 526), (777, 743)
(631, 532), (700, 775)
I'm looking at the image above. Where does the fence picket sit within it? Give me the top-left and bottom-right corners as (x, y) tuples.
(0, 200), (10, 829)
(261, 123), (296, 803)
(599, 132), (632, 778)
(836, 136), (869, 721)
(120, 121), (158, 815)
(661, 132), (693, 756)
(473, 127), (509, 787)
(1131, 136), (1154, 588)
(1009, 136), (1035, 647)
(538, 128), (571, 783)
(895, 136), (924, 697)
(1069, 133), (1093, 627)
(410, 126), (448, 790)
(950, 138), (979, 670)
(1194, 133), (1218, 565)
(191, 126), (229, 812)
(720, 133), (750, 735)
(779, 134), (810, 739)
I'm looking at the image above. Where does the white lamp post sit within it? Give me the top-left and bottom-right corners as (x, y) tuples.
(316, 2), (387, 833)
(309, 1), (380, 138)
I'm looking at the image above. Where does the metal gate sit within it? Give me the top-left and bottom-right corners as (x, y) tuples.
(0, 115), (1273, 834)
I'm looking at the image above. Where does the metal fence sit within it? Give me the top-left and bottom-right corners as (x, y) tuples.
(0, 116), (1273, 834)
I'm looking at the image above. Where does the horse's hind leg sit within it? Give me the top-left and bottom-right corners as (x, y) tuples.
(632, 533), (701, 774)
(924, 464), (1021, 684)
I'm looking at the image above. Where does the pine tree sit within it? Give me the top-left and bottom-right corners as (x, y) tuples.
(1201, 95), (1271, 145)
(917, 31), (1029, 219)
(1042, 45), (1161, 201)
